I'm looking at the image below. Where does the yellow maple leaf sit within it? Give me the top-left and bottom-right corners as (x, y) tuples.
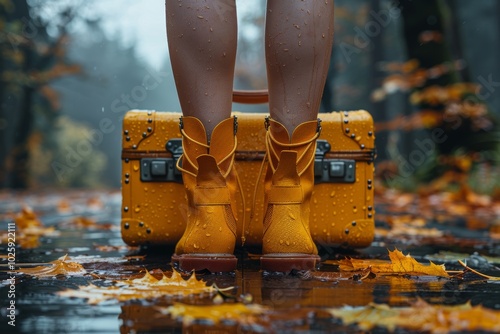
(328, 299), (500, 333)
(15, 254), (86, 278)
(338, 249), (449, 277)
(57, 270), (223, 304)
(159, 302), (266, 326)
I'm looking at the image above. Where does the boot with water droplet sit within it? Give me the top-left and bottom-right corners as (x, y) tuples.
(260, 117), (321, 272)
(172, 116), (239, 273)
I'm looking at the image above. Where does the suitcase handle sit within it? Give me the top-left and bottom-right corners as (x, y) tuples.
(232, 89), (269, 104)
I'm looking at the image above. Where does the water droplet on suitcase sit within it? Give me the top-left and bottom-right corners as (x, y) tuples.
(133, 165), (139, 171)
(135, 207), (140, 213)
(280, 240), (284, 245)
(206, 233), (211, 237)
(202, 224), (207, 229)
(330, 191), (335, 197)
(353, 208), (358, 213)
(289, 212), (296, 220)
(285, 240), (290, 246)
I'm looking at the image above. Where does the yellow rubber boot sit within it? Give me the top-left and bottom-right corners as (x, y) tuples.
(260, 117), (321, 272)
(172, 116), (239, 273)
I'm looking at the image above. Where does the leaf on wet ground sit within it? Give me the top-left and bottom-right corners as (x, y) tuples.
(159, 302), (266, 326)
(94, 244), (135, 252)
(1, 205), (60, 249)
(336, 249), (449, 277)
(15, 254), (87, 277)
(328, 299), (500, 333)
(58, 269), (223, 304)
(61, 216), (115, 230)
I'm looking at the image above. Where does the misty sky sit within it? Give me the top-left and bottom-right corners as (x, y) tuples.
(93, 0), (258, 69)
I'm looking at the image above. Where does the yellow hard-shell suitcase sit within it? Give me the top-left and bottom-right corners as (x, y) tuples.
(121, 110), (375, 249)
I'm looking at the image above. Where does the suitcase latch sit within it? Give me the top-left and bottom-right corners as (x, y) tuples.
(314, 140), (356, 184)
(140, 139), (183, 183)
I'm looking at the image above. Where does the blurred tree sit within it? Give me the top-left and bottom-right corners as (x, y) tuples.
(0, 0), (82, 188)
(50, 28), (170, 188)
(372, 0), (499, 191)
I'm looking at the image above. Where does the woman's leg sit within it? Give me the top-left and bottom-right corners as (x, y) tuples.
(261, 0), (335, 272)
(166, 0), (237, 140)
(265, 0), (335, 135)
(165, 1), (239, 272)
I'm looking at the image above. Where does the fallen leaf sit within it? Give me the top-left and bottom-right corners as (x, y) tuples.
(328, 299), (500, 333)
(0, 205), (60, 249)
(14, 206), (43, 228)
(338, 249), (449, 278)
(159, 302), (266, 326)
(58, 270), (223, 304)
(62, 217), (115, 230)
(57, 199), (72, 213)
(94, 244), (133, 252)
(15, 254), (86, 277)
(376, 225), (444, 238)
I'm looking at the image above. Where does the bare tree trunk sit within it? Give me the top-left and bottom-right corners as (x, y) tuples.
(0, 0), (33, 188)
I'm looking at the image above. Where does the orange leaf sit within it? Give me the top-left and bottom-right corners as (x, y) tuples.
(159, 302), (266, 326)
(1, 205), (60, 249)
(57, 269), (223, 304)
(15, 254), (86, 277)
(339, 249), (449, 277)
(328, 299), (500, 333)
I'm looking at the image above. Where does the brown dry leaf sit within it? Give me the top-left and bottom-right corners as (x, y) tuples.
(338, 249), (449, 278)
(159, 302), (266, 326)
(328, 299), (500, 333)
(15, 254), (86, 277)
(58, 270), (221, 304)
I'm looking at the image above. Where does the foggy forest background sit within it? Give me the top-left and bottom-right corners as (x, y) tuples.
(1, 0), (499, 197)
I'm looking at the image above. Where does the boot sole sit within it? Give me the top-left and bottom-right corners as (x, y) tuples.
(172, 254), (237, 273)
(260, 253), (321, 273)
